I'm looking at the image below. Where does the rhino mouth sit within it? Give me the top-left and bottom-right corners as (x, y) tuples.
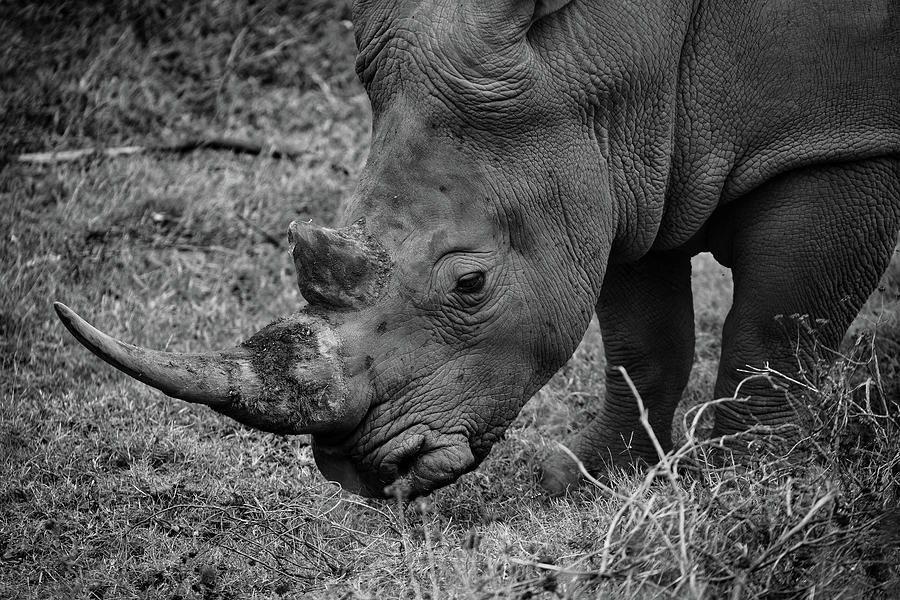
(385, 435), (477, 498)
(313, 431), (476, 498)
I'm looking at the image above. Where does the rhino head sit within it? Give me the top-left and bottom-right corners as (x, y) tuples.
(57, 0), (676, 497)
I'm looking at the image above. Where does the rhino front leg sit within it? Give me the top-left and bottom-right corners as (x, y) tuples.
(711, 158), (900, 452)
(541, 252), (695, 494)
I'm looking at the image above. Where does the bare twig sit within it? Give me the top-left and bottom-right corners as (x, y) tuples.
(17, 146), (146, 164)
(748, 490), (837, 571)
(616, 366), (678, 483)
(506, 557), (612, 579)
(16, 137), (306, 164)
(422, 519), (441, 600)
(737, 363), (820, 393)
(555, 443), (631, 502)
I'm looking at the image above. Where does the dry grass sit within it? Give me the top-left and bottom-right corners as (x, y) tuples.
(2, 2), (899, 598)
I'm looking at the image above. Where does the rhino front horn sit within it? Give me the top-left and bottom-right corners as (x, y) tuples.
(53, 302), (364, 435)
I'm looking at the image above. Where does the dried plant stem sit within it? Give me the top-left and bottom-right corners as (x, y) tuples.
(616, 366), (678, 483)
(16, 137), (306, 164)
(554, 443), (632, 502)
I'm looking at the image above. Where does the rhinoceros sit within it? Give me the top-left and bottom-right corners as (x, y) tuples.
(56, 0), (900, 497)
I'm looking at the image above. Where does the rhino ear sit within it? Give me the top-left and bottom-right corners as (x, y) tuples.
(484, 0), (573, 43)
(532, 0), (573, 22)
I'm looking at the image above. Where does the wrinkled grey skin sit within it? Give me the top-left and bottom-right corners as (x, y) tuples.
(330, 0), (900, 495)
(59, 0), (900, 498)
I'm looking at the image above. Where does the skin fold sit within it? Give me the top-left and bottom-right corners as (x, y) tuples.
(59, 0), (900, 497)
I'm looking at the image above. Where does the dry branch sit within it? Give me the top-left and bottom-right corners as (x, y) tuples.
(16, 137), (306, 164)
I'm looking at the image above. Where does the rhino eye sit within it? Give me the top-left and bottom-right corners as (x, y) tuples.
(455, 271), (485, 294)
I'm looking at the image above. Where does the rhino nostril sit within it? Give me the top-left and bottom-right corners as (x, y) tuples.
(384, 433), (427, 478)
(395, 452), (419, 477)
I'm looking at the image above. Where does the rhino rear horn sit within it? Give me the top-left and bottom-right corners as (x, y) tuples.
(288, 220), (389, 309)
(53, 302), (363, 435)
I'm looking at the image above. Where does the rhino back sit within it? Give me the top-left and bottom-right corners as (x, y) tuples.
(657, 0), (900, 250)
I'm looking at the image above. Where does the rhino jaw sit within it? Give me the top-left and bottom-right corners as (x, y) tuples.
(53, 302), (365, 435)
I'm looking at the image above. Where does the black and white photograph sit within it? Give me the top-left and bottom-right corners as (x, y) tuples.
(2, 1), (899, 597)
